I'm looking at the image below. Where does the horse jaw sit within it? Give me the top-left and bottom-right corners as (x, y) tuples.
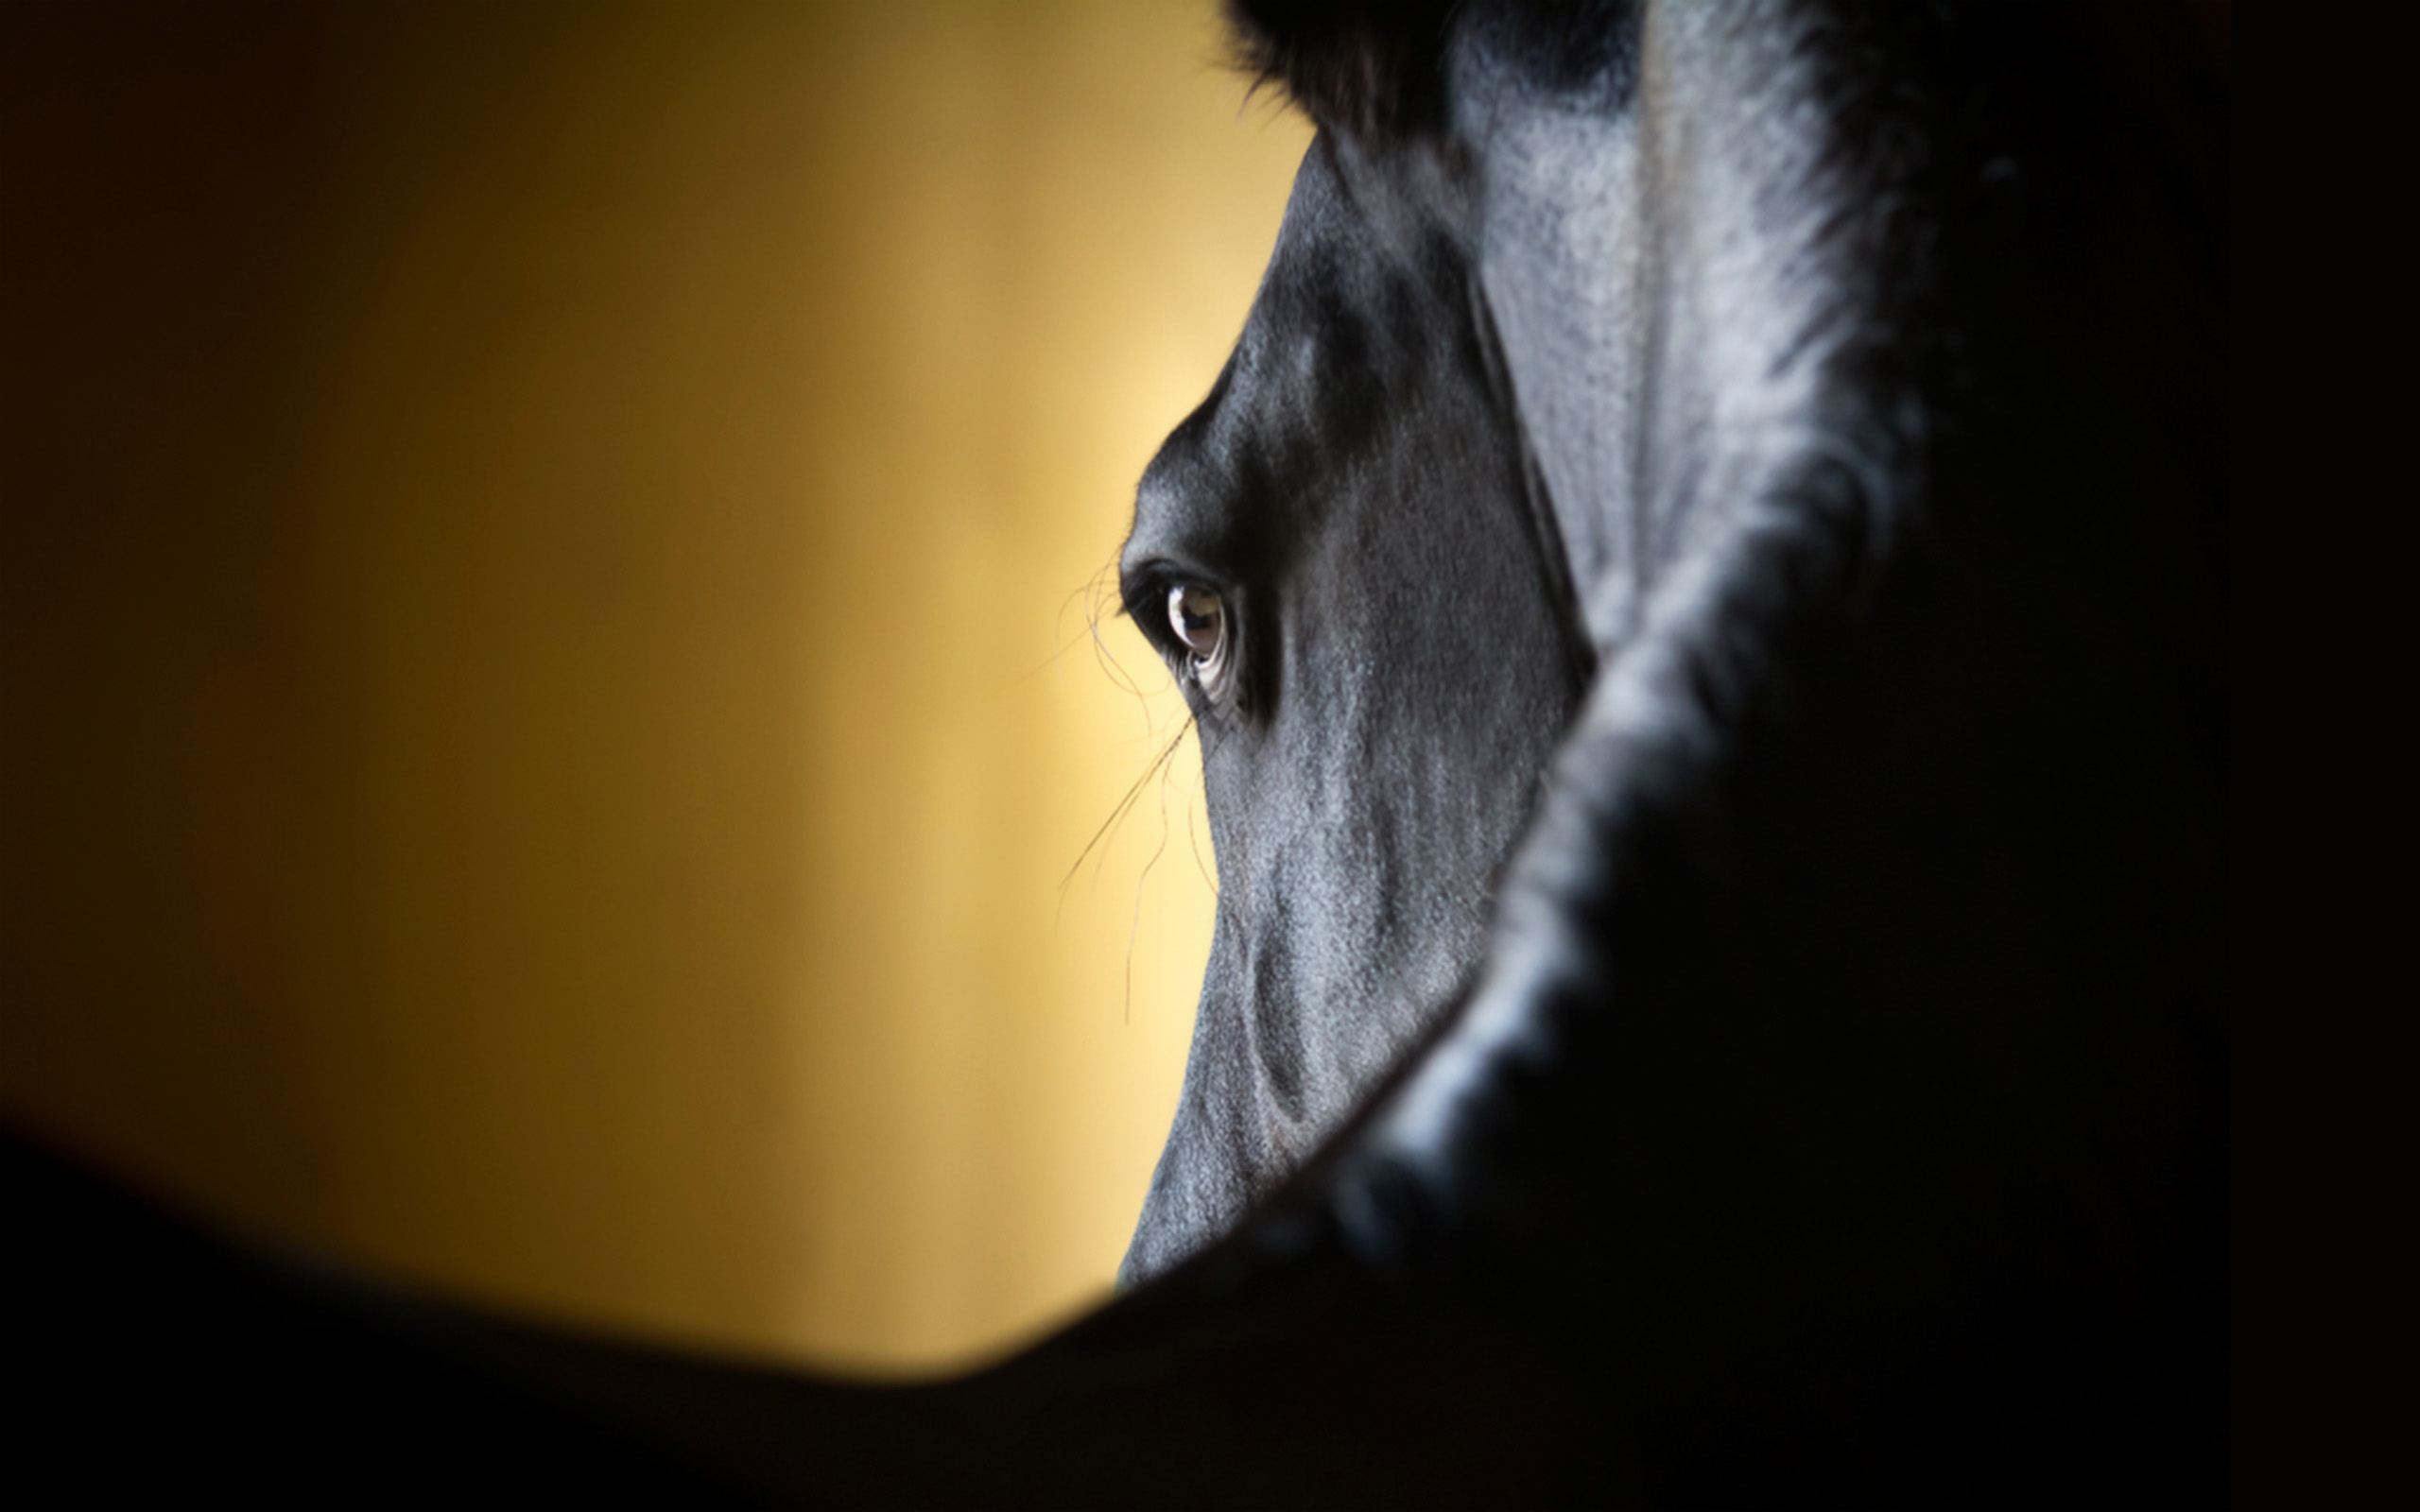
(1368, 0), (1924, 1169)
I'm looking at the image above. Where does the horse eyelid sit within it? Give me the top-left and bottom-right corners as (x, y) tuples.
(1123, 567), (1212, 643)
(1115, 575), (1165, 642)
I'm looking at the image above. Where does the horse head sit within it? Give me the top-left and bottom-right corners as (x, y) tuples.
(1127, 0), (1965, 1277)
(1116, 136), (1584, 1281)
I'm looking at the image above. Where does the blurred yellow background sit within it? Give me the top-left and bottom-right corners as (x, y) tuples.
(0, 1), (1307, 1374)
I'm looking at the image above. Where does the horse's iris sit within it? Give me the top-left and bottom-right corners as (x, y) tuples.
(1168, 584), (1224, 662)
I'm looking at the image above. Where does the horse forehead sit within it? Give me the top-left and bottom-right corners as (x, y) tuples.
(1125, 143), (1403, 571)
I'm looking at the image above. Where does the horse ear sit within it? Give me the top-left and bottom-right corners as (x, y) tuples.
(1225, 0), (1456, 140)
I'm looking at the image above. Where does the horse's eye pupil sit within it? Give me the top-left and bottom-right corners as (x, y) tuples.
(1167, 584), (1224, 662)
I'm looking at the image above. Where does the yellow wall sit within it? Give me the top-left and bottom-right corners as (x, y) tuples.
(0, 1), (1307, 1374)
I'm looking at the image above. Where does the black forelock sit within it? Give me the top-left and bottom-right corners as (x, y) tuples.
(1225, 0), (1459, 140)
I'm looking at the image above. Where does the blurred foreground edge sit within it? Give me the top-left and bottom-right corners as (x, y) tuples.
(5, 1119), (1579, 1508)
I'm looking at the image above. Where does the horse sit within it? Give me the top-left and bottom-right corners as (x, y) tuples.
(9, 0), (2224, 1502)
(1122, 3), (2225, 1496)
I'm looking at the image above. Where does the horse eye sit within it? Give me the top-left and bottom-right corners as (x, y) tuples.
(1167, 584), (1225, 663)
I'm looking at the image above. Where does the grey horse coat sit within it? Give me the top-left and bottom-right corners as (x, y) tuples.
(9, 1), (2224, 1503)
